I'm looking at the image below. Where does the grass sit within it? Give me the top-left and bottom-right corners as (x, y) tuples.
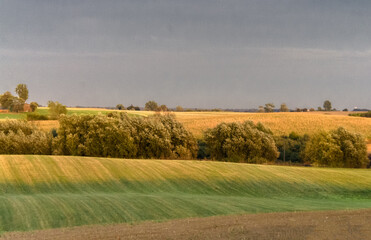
(0, 155), (370, 232)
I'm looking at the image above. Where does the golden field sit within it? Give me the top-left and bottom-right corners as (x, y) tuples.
(172, 111), (371, 139)
(3, 109), (371, 139)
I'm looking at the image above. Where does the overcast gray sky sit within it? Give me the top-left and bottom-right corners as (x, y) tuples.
(1, 0), (370, 109)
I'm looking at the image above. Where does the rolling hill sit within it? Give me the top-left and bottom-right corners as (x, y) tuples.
(0, 155), (370, 233)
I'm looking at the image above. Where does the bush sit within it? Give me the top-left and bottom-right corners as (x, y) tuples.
(204, 121), (279, 163)
(53, 113), (198, 159)
(0, 120), (52, 155)
(30, 102), (39, 112)
(274, 132), (309, 163)
(48, 101), (67, 119)
(349, 111), (371, 118)
(26, 112), (49, 121)
(53, 114), (137, 158)
(303, 127), (368, 168)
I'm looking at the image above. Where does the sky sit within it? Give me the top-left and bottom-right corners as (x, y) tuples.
(1, 0), (371, 109)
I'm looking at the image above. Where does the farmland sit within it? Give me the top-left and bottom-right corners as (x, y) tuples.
(0, 155), (370, 233)
(1, 108), (371, 139)
(2, 209), (370, 240)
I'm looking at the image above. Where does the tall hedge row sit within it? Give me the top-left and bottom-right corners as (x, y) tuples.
(0, 117), (368, 168)
(0, 120), (52, 155)
(53, 113), (198, 159)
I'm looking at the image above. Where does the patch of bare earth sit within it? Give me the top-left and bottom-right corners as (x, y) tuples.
(2, 209), (371, 240)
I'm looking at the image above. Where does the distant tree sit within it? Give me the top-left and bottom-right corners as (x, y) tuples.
(15, 84), (29, 102)
(280, 103), (289, 112)
(176, 106), (184, 112)
(116, 104), (125, 110)
(309, 108), (315, 111)
(48, 101), (67, 119)
(159, 104), (168, 112)
(258, 106), (264, 113)
(30, 102), (39, 112)
(134, 106), (141, 111)
(264, 103), (275, 113)
(0, 91), (16, 109)
(323, 100), (332, 111)
(10, 97), (25, 113)
(343, 108), (348, 112)
(317, 107), (323, 111)
(145, 101), (159, 111)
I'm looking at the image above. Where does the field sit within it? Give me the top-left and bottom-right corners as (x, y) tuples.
(2, 209), (370, 240)
(0, 155), (370, 234)
(172, 111), (371, 139)
(2, 109), (371, 139)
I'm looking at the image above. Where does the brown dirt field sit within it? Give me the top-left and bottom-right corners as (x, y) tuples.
(2, 209), (371, 240)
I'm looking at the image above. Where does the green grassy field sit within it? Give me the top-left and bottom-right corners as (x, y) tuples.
(0, 107), (116, 120)
(0, 155), (370, 233)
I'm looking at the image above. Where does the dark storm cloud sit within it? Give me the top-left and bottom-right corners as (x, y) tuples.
(1, 0), (371, 109)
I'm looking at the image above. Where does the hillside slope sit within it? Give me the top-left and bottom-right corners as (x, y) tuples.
(0, 155), (370, 232)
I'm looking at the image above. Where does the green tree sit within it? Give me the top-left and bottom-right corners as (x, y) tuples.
(204, 121), (278, 163)
(176, 106), (184, 112)
(15, 84), (29, 102)
(116, 104), (125, 110)
(145, 100), (159, 111)
(48, 101), (67, 119)
(258, 106), (264, 113)
(0, 91), (16, 109)
(30, 102), (39, 112)
(159, 104), (168, 111)
(264, 103), (275, 113)
(10, 97), (25, 113)
(280, 103), (289, 112)
(323, 100), (332, 111)
(303, 127), (368, 168)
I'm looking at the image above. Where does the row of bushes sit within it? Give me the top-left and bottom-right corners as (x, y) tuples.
(53, 113), (197, 159)
(0, 121), (52, 155)
(202, 122), (368, 168)
(349, 111), (371, 118)
(0, 114), (197, 159)
(0, 116), (369, 168)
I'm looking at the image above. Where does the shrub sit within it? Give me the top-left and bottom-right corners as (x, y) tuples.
(0, 120), (52, 155)
(204, 121), (279, 163)
(26, 112), (49, 121)
(30, 102), (39, 112)
(303, 127), (368, 168)
(48, 101), (67, 119)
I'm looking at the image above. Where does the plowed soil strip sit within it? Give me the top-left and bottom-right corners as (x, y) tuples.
(2, 209), (371, 240)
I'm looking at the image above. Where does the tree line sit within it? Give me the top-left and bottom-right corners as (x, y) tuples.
(0, 114), (368, 168)
(0, 84), (39, 113)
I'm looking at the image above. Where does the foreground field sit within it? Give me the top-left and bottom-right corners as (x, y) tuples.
(2, 209), (370, 240)
(0, 155), (370, 233)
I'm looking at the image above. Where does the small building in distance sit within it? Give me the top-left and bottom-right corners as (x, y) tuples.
(23, 103), (31, 112)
